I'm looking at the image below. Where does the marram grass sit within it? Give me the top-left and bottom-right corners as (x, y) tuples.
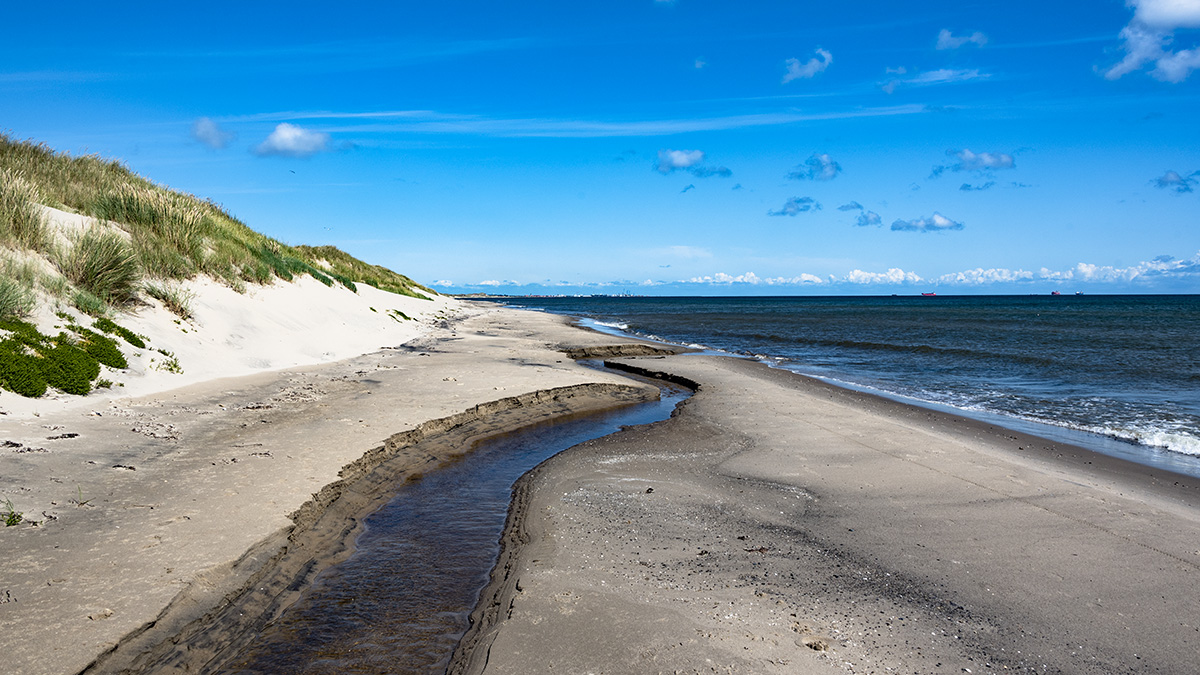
(0, 133), (436, 314)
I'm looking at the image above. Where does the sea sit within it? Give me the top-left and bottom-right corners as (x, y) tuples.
(486, 295), (1200, 478)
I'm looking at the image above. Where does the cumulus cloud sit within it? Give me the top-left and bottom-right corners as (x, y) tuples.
(856, 211), (883, 227)
(881, 68), (988, 93)
(687, 272), (825, 285)
(1037, 252), (1200, 283)
(432, 279), (454, 287)
(837, 200), (881, 226)
(1154, 169), (1198, 192)
(655, 149), (731, 177)
(1106, 0), (1200, 82)
(935, 267), (1035, 285)
(891, 212), (964, 232)
(960, 182), (996, 191)
(936, 29), (988, 49)
(782, 48), (832, 83)
(788, 153), (842, 181)
(254, 123), (332, 158)
(655, 148), (704, 173)
(768, 196), (822, 216)
(844, 268), (923, 285)
(192, 117), (235, 149)
(954, 149), (1015, 171)
(933, 149), (1015, 177)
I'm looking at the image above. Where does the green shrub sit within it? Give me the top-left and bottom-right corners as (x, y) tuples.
(70, 327), (127, 369)
(0, 342), (48, 397)
(0, 168), (48, 251)
(92, 317), (146, 349)
(0, 319), (123, 397)
(38, 342), (100, 395)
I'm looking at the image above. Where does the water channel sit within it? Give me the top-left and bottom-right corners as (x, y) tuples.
(222, 376), (689, 674)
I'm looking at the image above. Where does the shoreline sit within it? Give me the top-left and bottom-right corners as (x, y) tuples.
(0, 304), (681, 675)
(451, 350), (1200, 674)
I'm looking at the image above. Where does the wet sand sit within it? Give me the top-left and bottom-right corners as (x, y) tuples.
(0, 304), (678, 675)
(453, 353), (1200, 674)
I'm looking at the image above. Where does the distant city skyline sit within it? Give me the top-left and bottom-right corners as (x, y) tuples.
(4, 1), (1199, 294)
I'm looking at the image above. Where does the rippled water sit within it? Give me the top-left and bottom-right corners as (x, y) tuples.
(492, 295), (1200, 474)
(223, 381), (687, 674)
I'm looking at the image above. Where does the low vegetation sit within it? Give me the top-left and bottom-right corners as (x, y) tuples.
(0, 317), (137, 396)
(0, 133), (435, 320)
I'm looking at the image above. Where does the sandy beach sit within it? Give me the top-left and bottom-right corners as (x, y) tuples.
(0, 302), (677, 675)
(4, 301), (1199, 674)
(452, 352), (1200, 674)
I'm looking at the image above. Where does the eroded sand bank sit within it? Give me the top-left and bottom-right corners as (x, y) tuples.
(453, 354), (1200, 674)
(0, 304), (678, 675)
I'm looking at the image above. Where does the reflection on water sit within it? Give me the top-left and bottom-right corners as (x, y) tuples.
(223, 383), (687, 674)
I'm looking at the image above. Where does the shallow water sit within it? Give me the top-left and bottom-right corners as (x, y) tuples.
(222, 380), (687, 674)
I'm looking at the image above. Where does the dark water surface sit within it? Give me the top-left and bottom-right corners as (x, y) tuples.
(223, 380), (687, 675)
(490, 295), (1200, 475)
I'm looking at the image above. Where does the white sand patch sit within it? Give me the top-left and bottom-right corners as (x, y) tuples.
(1, 207), (460, 418)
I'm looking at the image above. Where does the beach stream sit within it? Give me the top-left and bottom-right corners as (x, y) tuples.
(221, 372), (689, 674)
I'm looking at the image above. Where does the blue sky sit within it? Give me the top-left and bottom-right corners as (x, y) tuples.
(3, 0), (1199, 295)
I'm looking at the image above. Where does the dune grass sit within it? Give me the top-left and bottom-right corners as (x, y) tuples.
(0, 133), (436, 312)
(53, 228), (141, 306)
(0, 168), (49, 252)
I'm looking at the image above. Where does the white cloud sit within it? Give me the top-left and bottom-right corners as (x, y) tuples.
(1152, 47), (1200, 80)
(788, 153), (842, 181)
(937, 29), (988, 49)
(687, 272), (825, 285)
(936, 268), (1035, 285)
(654, 149), (730, 177)
(954, 149), (1014, 171)
(1133, 0), (1200, 29)
(694, 58), (707, 69)
(843, 268), (923, 285)
(782, 48), (832, 83)
(837, 201), (863, 211)
(1106, 0), (1200, 82)
(432, 279), (454, 286)
(254, 123), (332, 157)
(768, 196), (821, 216)
(1154, 169), (1198, 191)
(932, 148), (1016, 176)
(655, 149), (703, 173)
(192, 117), (235, 149)
(1038, 252), (1200, 283)
(891, 212), (964, 232)
(856, 211), (883, 227)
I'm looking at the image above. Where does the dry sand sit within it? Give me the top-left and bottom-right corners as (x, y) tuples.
(6, 294), (1200, 675)
(0, 302), (678, 675)
(453, 354), (1200, 674)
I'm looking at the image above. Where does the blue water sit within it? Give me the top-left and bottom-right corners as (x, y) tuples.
(487, 295), (1200, 475)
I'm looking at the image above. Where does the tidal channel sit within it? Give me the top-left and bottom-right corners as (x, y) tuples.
(222, 376), (689, 674)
